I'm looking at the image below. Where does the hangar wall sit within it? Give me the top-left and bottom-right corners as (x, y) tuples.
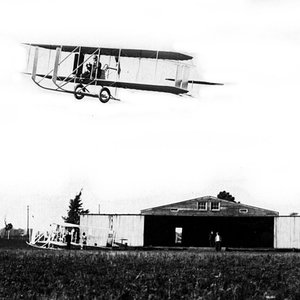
(80, 214), (144, 247)
(274, 216), (300, 249)
(80, 215), (110, 247)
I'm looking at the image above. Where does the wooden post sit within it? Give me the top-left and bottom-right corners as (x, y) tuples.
(27, 205), (29, 239)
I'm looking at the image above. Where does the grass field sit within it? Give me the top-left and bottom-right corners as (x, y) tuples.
(0, 240), (300, 299)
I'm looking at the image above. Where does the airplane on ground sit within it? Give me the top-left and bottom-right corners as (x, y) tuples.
(27, 221), (124, 250)
(23, 43), (223, 103)
(27, 222), (82, 250)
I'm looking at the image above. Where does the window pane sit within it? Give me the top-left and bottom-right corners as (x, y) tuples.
(197, 202), (207, 210)
(211, 202), (220, 210)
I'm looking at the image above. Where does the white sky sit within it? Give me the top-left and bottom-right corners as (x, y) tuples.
(1, 0), (300, 228)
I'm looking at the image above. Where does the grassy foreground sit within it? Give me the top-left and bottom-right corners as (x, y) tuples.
(0, 249), (300, 299)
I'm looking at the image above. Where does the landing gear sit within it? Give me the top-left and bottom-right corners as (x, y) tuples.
(74, 85), (112, 103)
(74, 84), (86, 100)
(99, 87), (111, 103)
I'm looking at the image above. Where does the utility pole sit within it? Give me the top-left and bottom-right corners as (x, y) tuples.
(98, 204), (101, 214)
(27, 205), (29, 239)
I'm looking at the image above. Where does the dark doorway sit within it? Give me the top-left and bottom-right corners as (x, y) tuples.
(175, 227), (183, 244)
(144, 216), (274, 248)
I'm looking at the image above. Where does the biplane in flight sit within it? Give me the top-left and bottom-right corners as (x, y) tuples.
(24, 43), (222, 103)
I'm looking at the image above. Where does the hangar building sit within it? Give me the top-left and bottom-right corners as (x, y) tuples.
(141, 196), (278, 248)
(80, 196), (282, 248)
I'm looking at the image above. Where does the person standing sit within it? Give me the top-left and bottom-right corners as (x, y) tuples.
(215, 232), (222, 251)
(209, 231), (214, 247)
(65, 231), (71, 250)
(81, 232), (87, 250)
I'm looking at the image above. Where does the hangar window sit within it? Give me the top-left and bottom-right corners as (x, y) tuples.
(211, 202), (220, 211)
(239, 208), (248, 214)
(197, 202), (207, 210)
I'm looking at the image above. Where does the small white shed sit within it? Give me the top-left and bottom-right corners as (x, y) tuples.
(80, 214), (144, 247)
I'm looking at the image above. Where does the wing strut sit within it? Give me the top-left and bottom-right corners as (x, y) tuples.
(32, 47), (39, 81)
(52, 47), (61, 83)
(153, 50), (159, 83)
(114, 49), (122, 97)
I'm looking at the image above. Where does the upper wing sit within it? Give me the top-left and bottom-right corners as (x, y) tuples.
(24, 43), (193, 61)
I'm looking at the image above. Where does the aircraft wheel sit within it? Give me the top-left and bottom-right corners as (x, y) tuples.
(74, 84), (85, 100)
(99, 87), (111, 103)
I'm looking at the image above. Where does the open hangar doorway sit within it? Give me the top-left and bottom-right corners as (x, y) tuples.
(143, 215), (274, 248)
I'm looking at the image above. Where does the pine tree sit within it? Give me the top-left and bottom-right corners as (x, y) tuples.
(62, 189), (89, 224)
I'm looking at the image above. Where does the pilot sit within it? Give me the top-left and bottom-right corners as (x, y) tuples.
(81, 62), (92, 79)
(92, 55), (102, 79)
(82, 56), (102, 79)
